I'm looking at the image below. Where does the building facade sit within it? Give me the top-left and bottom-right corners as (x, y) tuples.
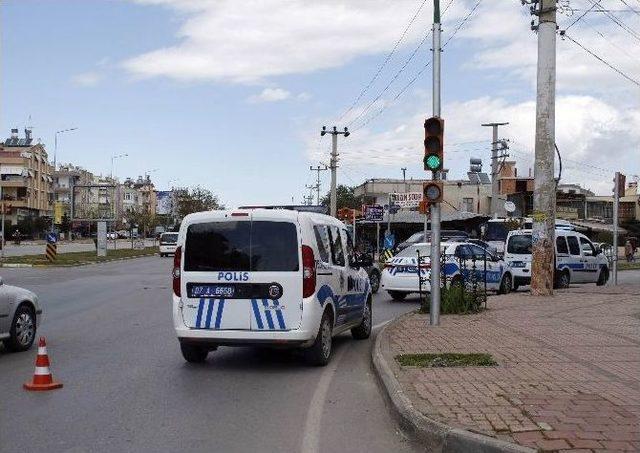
(0, 128), (54, 225)
(52, 164), (94, 224)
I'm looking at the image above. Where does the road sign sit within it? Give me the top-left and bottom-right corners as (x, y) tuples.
(364, 205), (384, 222)
(504, 201), (516, 213)
(46, 233), (57, 244)
(390, 192), (423, 208)
(384, 233), (395, 250)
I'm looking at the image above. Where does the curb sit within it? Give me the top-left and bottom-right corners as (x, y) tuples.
(372, 314), (536, 453)
(0, 253), (157, 268)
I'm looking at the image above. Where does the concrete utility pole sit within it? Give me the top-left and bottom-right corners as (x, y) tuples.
(309, 165), (328, 205)
(401, 167), (407, 191)
(481, 122), (509, 216)
(321, 126), (349, 217)
(613, 172), (620, 285)
(530, 0), (557, 296)
(430, 0), (442, 326)
(304, 185), (315, 206)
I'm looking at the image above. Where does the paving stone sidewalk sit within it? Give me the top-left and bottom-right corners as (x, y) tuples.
(382, 284), (640, 452)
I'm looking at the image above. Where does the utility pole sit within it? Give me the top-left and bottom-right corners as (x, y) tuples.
(321, 126), (350, 217)
(613, 172), (620, 285)
(430, 0), (442, 326)
(530, 0), (557, 296)
(304, 184), (315, 206)
(309, 165), (328, 205)
(481, 122), (508, 216)
(401, 167), (407, 192)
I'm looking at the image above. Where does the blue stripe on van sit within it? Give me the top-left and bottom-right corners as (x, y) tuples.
(214, 299), (225, 329)
(204, 299), (215, 328)
(195, 298), (205, 328)
(262, 299), (275, 330)
(272, 300), (286, 330)
(251, 299), (264, 329)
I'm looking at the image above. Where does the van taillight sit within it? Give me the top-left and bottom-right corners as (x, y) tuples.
(302, 245), (316, 298)
(173, 246), (182, 297)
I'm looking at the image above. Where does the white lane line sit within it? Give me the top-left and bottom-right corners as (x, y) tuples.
(372, 320), (391, 330)
(300, 345), (348, 453)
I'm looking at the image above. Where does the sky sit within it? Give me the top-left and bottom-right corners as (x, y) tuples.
(1, 0), (639, 208)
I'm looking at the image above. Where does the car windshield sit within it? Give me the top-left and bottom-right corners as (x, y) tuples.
(404, 232), (424, 243)
(485, 222), (508, 241)
(396, 244), (431, 258)
(507, 234), (532, 254)
(184, 220), (299, 272)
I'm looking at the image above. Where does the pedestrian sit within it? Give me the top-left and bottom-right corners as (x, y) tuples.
(624, 240), (633, 263)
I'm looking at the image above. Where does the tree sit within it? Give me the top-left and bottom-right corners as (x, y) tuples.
(60, 213), (71, 235)
(175, 186), (224, 219)
(320, 185), (364, 210)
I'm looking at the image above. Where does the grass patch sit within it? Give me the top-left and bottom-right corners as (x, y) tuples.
(395, 352), (497, 368)
(619, 261), (640, 270)
(1, 247), (158, 266)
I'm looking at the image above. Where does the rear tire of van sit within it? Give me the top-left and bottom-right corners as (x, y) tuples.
(305, 311), (333, 366)
(351, 299), (372, 340)
(499, 274), (512, 295)
(388, 291), (407, 301)
(180, 342), (209, 363)
(597, 267), (609, 286)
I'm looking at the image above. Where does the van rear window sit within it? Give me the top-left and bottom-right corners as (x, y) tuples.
(184, 221), (299, 272)
(161, 233), (178, 244)
(507, 235), (532, 254)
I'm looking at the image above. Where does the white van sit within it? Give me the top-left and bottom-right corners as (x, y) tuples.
(504, 229), (609, 290)
(172, 209), (372, 366)
(159, 232), (179, 257)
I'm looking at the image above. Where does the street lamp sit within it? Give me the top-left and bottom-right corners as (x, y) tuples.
(53, 128), (78, 170)
(110, 153), (128, 179)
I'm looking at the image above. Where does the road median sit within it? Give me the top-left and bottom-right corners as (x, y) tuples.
(0, 247), (158, 267)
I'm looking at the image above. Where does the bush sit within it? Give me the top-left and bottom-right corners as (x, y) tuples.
(441, 285), (485, 314)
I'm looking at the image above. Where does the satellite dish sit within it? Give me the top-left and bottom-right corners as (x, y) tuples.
(504, 201), (516, 213)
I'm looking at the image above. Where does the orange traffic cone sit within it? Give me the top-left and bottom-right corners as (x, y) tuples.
(23, 337), (63, 391)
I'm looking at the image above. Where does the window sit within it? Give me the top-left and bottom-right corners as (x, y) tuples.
(580, 237), (595, 257)
(344, 229), (356, 266)
(328, 226), (345, 266)
(507, 235), (532, 254)
(462, 197), (474, 212)
(184, 221), (298, 272)
(567, 236), (581, 256)
(556, 236), (569, 255)
(313, 225), (330, 263)
(455, 245), (472, 259)
(485, 222), (508, 241)
(160, 233), (178, 244)
(469, 244), (489, 260)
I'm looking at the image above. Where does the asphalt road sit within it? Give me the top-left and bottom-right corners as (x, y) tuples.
(0, 257), (421, 453)
(1, 239), (157, 257)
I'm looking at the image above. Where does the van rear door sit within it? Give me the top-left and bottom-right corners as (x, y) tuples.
(180, 212), (302, 331)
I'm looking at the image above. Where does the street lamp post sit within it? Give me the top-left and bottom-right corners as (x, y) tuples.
(110, 153), (128, 180)
(53, 128), (78, 170)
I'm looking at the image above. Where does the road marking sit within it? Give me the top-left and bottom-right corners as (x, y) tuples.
(300, 345), (348, 453)
(373, 320), (391, 330)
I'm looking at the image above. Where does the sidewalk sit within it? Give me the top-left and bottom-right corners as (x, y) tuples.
(375, 284), (640, 452)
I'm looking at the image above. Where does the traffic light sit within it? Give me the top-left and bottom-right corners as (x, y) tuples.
(423, 181), (443, 204)
(423, 117), (444, 173)
(618, 173), (626, 198)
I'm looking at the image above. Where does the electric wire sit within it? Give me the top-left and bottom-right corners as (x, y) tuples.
(586, 0), (640, 42)
(619, 0), (640, 16)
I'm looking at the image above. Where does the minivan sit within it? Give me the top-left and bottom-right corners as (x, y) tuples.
(172, 209), (372, 366)
(159, 232), (179, 257)
(504, 229), (609, 290)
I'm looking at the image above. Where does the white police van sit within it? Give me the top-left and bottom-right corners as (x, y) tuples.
(380, 241), (513, 300)
(505, 229), (609, 290)
(172, 209), (372, 366)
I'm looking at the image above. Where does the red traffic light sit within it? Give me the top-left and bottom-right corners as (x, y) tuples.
(424, 117), (444, 173)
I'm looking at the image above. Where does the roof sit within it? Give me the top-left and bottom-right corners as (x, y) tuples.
(359, 210), (489, 225)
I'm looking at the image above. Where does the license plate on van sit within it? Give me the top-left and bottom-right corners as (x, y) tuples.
(189, 284), (235, 298)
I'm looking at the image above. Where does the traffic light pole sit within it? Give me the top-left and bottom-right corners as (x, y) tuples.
(530, 0), (557, 296)
(429, 2), (442, 326)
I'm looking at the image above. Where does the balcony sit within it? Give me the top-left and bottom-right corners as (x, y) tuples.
(0, 178), (28, 188)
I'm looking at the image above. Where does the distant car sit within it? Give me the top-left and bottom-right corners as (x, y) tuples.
(107, 232), (118, 240)
(117, 230), (129, 239)
(0, 277), (42, 352)
(159, 232), (179, 257)
(380, 242), (512, 300)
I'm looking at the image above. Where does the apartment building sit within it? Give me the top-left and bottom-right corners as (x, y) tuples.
(0, 128), (54, 225)
(52, 164), (94, 223)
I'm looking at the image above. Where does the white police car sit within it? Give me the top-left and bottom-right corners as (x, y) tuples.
(172, 209), (372, 366)
(505, 229), (609, 290)
(380, 242), (513, 300)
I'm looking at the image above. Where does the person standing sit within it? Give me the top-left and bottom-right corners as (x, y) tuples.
(625, 240), (634, 263)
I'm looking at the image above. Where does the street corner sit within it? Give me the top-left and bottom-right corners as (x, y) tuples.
(372, 290), (640, 452)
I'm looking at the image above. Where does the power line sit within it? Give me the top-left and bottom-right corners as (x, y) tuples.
(564, 3), (596, 31)
(619, 0), (640, 16)
(562, 32), (640, 87)
(337, 0), (429, 122)
(443, 0), (484, 47)
(586, 0), (640, 42)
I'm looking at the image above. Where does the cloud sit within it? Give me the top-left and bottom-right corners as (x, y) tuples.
(247, 87), (291, 103)
(123, 0), (442, 83)
(71, 71), (103, 87)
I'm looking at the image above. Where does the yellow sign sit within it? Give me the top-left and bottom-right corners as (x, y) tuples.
(54, 202), (68, 224)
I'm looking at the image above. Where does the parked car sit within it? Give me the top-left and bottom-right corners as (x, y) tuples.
(0, 277), (42, 352)
(396, 230), (469, 252)
(504, 229), (609, 290)
(380, 241), (511, 300)
(107, 232), (118, 240)
(173, 209), (372, 365)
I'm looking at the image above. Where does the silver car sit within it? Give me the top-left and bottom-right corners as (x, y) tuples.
(0, 276), (42, 351)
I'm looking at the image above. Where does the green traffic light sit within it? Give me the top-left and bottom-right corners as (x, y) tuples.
(424, 154), (442, 171)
